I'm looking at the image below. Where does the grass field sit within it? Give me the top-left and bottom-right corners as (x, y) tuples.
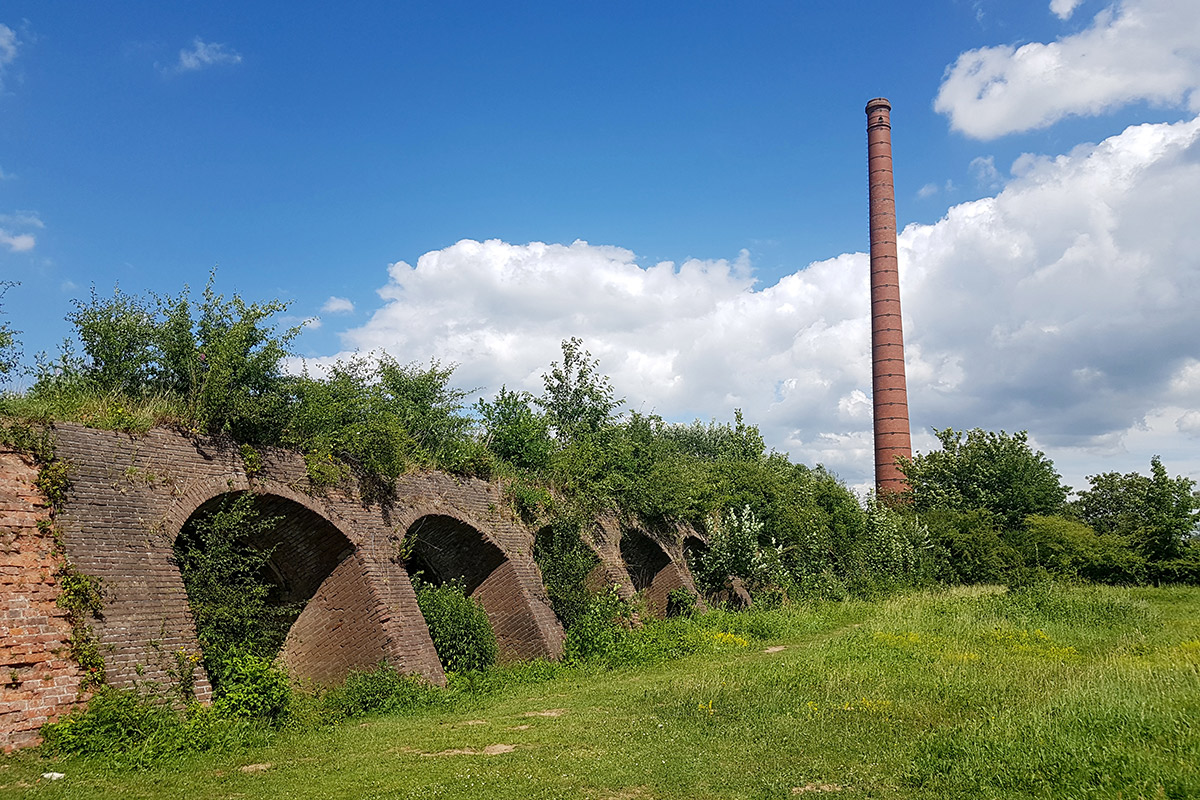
(2, 584), (1197, 799)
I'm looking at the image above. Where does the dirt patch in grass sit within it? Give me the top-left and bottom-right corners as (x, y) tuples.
(239, 763), (272, 773)
(423, 744), (516, 757)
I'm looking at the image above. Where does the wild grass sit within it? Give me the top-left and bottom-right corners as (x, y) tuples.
(2, 585), (1197, 799)
(0, 387), (190, 434)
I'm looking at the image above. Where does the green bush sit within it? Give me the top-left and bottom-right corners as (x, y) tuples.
(1014, 514), (1147, 584)
(40, 688), (266, 769)
(212, 651), (292, 721)
(414, 579), (498, 673)
(563, 584), (636, 664)
(666, 587), (698, 618)
(1147, 546), (1200, 585)
(476, 386), (555, 471)
(922, 508), (1022, 584)
(533, 518), (600, 627)
(173, 493), (300, 688)
(321, 664), (444, 719)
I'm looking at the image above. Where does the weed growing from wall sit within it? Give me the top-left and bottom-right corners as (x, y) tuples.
(10, 430), (110, 691)
(54, 557), (105, 689)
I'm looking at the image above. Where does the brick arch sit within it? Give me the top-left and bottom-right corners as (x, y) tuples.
(615, 525), (707, 618)
(405, 513), (551, 663)
(619, 530), (672, 593)
(158, 475), (344, 544)
(176, 490), (391, 686)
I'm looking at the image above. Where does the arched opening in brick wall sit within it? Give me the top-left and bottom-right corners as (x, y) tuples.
(619, 530), (671, 593)
(619, 529), (680, 617)
(682, 534), (708, 577)
(177, 492), (389, 686)
(404, 514), (539, 662)
(532, 522), (600, 625)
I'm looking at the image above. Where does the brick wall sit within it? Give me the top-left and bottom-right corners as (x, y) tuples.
(0, 423), (709, 750)
(585, 515), (706, 617)
(0, 450), (83, 753)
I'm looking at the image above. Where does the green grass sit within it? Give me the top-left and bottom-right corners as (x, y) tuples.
(3, 585), (1197, 799)
(0, 389), (191, 434)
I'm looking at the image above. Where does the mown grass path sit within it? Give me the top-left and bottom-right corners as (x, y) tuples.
(3, 585), (1198, 799)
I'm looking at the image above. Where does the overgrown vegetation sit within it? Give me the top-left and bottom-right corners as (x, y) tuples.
(3, 277), (1199, 779)
(172, 493), (299, 694)
(412, 579), (499, 674)
(898, 428), (1200, 588)
(1, 278), (1196, 613)
(22, 586), (1199, 799)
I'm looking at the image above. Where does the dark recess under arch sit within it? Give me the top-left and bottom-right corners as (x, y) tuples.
(178, 492), (389, 686)
(405, 514), (543, 662)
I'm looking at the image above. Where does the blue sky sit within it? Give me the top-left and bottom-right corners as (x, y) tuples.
(2, 0), (1199, 493)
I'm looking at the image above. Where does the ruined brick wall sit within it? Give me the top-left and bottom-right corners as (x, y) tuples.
(278, 552), (390, 685)
(391, 476), (564, 663)
(586, 516), (705, 617)
(42, 423), (562, 696)
(0, 450), (83, 753)
(0, 422), (714, 751)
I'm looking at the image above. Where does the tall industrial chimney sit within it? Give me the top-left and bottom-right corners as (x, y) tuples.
(866, 97), (913, 495)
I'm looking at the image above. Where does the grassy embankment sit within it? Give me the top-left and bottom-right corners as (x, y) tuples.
(2, 584), (1197, 799)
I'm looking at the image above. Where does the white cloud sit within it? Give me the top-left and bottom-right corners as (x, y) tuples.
(318, 115), (1200, 489)
(969, 155), (1002, 189)
(1049, 0), (1084, 20)
(0, 230), (34, 252)
(321, 296), (355, 314)
(171, 38), (242, 74)
(935, 0), (1200, 138)
(917, 180), (956, 200)
(0, 212), (42, 252)
(1176, 409), (1200, 436)
(0, 23), (18, 92)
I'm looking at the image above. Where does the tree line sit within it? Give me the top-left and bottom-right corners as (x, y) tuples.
(1, 278), (1196, 610)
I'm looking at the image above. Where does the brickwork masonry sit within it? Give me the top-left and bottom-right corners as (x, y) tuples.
(0, 449), (84, 753)
(0, 422), (703, 751)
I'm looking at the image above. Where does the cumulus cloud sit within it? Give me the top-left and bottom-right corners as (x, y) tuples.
(170, 38), (242, 74)
(319, 115), (1200, 488)
(0, 212), (42, 252)
(935, 0), (1200, 139)
(1049, 0), (1084, 20)
(321, 296), (355, 314)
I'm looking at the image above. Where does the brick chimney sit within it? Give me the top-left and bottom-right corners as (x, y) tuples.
(866, 98), (912, 495)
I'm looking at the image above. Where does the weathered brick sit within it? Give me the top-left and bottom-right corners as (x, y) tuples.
(3, 423), (702, 752)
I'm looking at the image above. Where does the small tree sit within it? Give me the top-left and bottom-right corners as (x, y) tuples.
(1073, 456), (1198, 561)
(538, 337), (622, 444)
(0, 282), (21, 382)
(898, 428), (1068, 528)
(476, 386), (554, 471)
